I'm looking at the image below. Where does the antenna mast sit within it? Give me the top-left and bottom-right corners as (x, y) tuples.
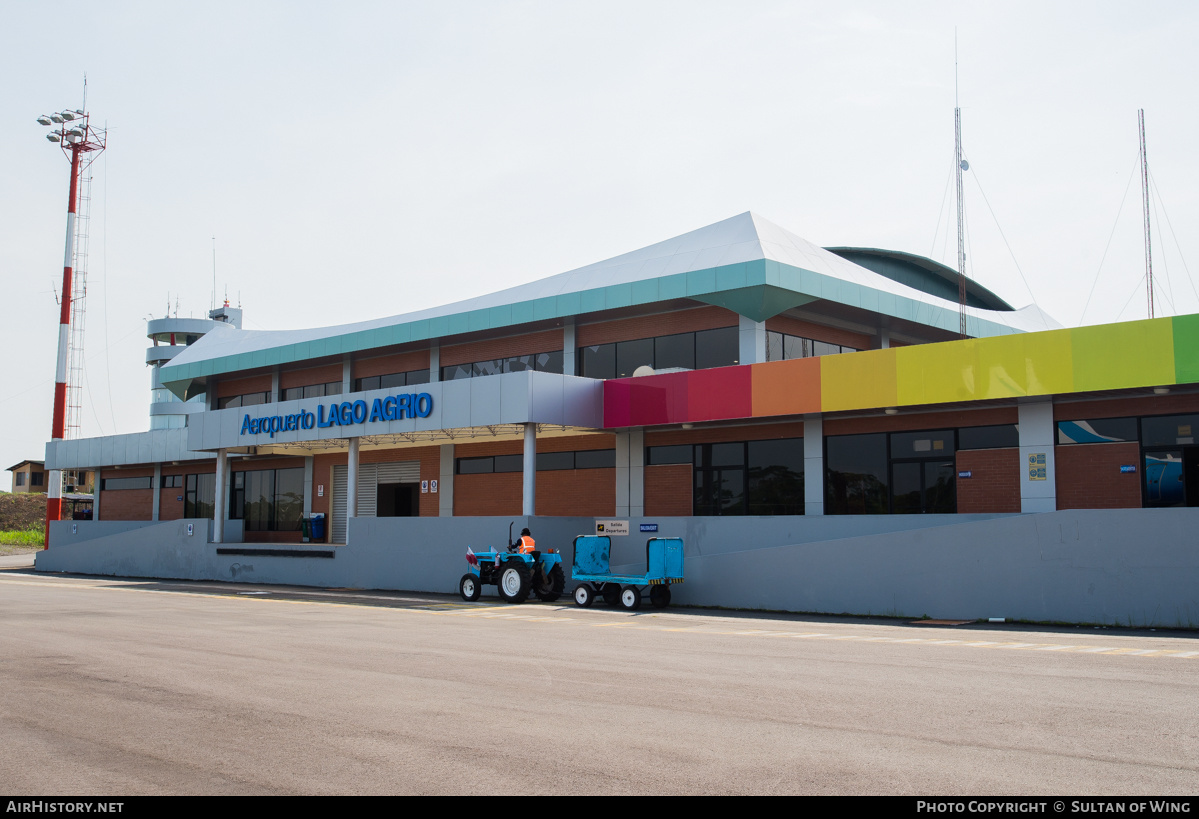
(955, 34), (968, 338)
(1139, 109), (1154, 319)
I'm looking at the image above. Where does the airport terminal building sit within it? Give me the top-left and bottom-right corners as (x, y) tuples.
(37, 213), (1199, 625)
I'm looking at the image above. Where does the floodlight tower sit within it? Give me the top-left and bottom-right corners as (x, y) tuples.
(36, 106), (106, 545)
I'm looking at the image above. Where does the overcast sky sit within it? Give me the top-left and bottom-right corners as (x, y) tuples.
(2, 0), (1197, 483)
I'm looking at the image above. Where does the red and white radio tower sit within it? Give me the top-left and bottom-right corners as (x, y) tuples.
(36, 104), (106, 545)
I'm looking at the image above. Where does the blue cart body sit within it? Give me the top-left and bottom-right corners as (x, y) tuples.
(571, 535), (684, 610)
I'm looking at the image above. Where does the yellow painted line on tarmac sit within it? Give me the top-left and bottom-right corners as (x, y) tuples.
(5, 574), (1197, 660)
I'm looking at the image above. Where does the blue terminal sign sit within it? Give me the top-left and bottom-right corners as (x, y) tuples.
(240, 392), (434, 439)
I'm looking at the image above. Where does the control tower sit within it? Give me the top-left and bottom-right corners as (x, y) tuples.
(145, 303), (242, 429)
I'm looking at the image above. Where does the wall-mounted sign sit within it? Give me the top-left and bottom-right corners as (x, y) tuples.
(186, 523), (194, 537)
(596, 520), (629, 536)
(1028, 452), (1047, 481)
(239, 393), (434, 438)
(1120, 465), (1137, 473)
(421, 480), (429, 493)
(639, 523), (658, 532)
(958, 471), (972, 479)
(318, 485), (324, 497)
(430, 480), (438, 493)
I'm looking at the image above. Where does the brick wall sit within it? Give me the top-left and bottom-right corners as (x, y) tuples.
(1055, 394), (1199, 422)
(825, 407), (1018, 437)
(441, 329), (564, 367)
(215, 373), (273, 398)
(646, 421), (804, 447)
(97, 467), (154, 521)
(280, 363), (343, 390)
(1056, 442), (1143, 510)
(352, 349), (431, 381)
(955, 449), (1020, 513)
(765, 315), (872, 351)
(362, 446), (442, 517)
(452, 434), (616, 516)
(645, 464), (692, 516)
(576, 306), (736, 347)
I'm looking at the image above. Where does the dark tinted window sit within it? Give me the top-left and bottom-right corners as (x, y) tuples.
(379, 372), (406, 389)
(574, 449), (616, 469)
(1141, 415), (1199, 447)
(406, 369), (430, 385)
(891, 430), (954, 458)
(443, 364), (473, 381)
(536, 452), (574, 471)
(616, 338), (654, 378)
(748, 438), (804, 515)
(101, 476), (153, 491)
(456, 457), (493, 474)
(493, 455), (524, 473)
(655, 333), (695, 371)
(535, 350), (563, 374)
(959, 424), (1019, 449)
(473, 359), (504, 378)
(696, 326), (738, 369)
(826, 433), (889, 514)
(647, 445), (693, 465)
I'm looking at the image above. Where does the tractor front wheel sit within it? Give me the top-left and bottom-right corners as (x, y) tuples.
(459, 573), (481, 602)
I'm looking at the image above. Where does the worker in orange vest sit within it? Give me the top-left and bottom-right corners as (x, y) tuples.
(513, 527), (536, 554)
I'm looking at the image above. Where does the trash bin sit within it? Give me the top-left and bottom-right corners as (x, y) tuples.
(310, 513), (326, 541)
(300, 517), (312, 542)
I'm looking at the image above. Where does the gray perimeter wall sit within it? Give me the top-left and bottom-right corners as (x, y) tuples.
(36, 510), (1199, 628)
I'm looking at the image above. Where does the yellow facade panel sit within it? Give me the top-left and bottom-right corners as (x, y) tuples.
(1071, 318), (1175, 392)
(820, 348), (898, 412)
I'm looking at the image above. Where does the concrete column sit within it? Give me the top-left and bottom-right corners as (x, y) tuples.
(1018, 401), (1057, 513)
(92, 469), (101, 521)
(214, 448), (227, 543)
(347, 438), (360, 542)
(522, 423), (537, 516)
(439, 443), (455, 517)
(738, 315), (767, 365)
(804, 413), (824, 516)
(563, 321), (576, 376)
(341, 354), (352, 394)
(428, 344), (440, 383)
(878, 328), (891, 350)
(271, 366), (281, 402)
(152, 463), (162, 521)
(629, 428), (645, 516)
(615, 430), (630, 517)
(302, 456), (314, 518)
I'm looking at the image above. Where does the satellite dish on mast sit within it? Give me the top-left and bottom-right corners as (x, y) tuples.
(960, 159), (970, 171)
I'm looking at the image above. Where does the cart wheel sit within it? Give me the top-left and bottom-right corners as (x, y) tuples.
(602, 583), (622, 607)
(574, 583), (594, 608)
(459, 573), (481, 602)
(620, 586), (641, 611)
(649, 585), (671, 609)
(497, 561), (531, 604)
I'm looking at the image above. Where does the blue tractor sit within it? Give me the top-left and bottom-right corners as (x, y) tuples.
(459, 523), (565, 604)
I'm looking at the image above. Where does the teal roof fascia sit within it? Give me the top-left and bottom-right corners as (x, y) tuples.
(158, 259), (1026, 395)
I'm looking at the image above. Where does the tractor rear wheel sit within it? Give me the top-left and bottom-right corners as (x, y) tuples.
(649, 585), (671, 608)
(497, 560), (531, 604)
(534, 564), (565, 602)
(459, 573), (481, 602)
(602, 583), (622, 607)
